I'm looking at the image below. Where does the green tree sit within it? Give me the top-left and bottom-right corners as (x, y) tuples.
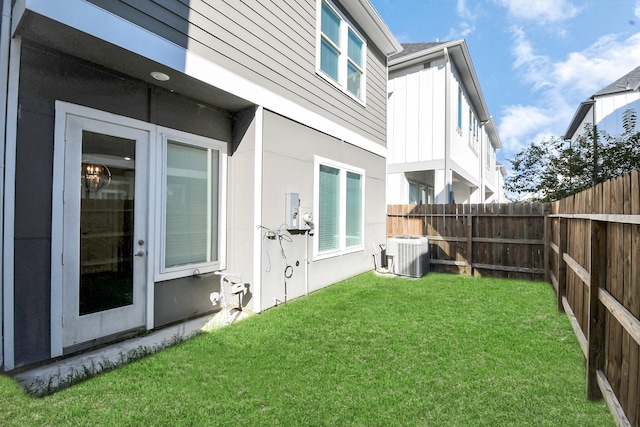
(505, 108), (640, 202)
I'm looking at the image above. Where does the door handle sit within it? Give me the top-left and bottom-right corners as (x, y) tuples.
(134, 251), (145, 257)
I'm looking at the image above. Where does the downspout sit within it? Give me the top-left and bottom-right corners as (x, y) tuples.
(480, 119), (491, 203)
(0, 0), (13, 370)
(479, 124), (485, 203)
(443, 47), (452, 203)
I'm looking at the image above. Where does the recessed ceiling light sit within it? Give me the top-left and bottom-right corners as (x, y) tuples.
(150, 71), (170, 81)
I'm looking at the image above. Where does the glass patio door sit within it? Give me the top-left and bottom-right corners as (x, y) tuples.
(62, 114), (148, 348)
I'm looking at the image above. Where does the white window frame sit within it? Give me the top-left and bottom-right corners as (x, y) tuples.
(313, 156), (365, 260)
(154, 127), (227, 282)
(316, 0), (367, 104)
(457, 87), (463, 131)
(468, 111), (479, 154)
(408, 180), (426, 204)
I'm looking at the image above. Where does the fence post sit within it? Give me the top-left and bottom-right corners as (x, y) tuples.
(587, 220), (607, 400)
(466, 214), (473, 276)
(557, 217), (568, 313)
(544, 215), (550, 284)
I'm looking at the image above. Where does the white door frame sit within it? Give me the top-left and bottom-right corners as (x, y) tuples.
(51, 102), (157, 357)
(62, 114), (148, 347)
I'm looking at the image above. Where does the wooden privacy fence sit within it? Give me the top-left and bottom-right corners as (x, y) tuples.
(548, 170), (640, 427)
(386, 170), (640, 427)
(386, 203), (551, 281)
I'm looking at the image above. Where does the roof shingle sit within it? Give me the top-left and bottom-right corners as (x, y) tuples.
(389, 42), (447, 61)
(593, 65), (640, 96)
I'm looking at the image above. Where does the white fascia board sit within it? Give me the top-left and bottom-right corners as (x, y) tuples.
(483, 117), (502, 149)
(563, 99), (595, 140)
(19, 0), (386, 158)
(454, 42), (490, 123)
(389, 40), (464, 68)
(343, 0), (402, 56)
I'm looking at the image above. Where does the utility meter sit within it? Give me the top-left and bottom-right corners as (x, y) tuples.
(285, 193), (313, 231)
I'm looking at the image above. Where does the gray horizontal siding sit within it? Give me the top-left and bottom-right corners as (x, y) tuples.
(85, 0), (388, 146)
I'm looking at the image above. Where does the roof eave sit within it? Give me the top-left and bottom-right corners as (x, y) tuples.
(343, 0), (402, 56)
(450, 41), (491, 124)
(388, 39), (463, 68)
(485, 117), (502, 149)
(563, 99), (595, 140)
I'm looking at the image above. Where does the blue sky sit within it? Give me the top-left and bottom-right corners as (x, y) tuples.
(370, 0), (640, 168)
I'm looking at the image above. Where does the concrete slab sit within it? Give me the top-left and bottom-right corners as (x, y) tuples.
(13, 308), (254, 395)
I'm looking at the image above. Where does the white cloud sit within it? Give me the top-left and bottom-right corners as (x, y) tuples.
(499, 29), (640, 161)
(636, 0), (640, 20)
(447, 22), (475, 40)
(554, 33), (640, 95)
(457, 0), (472, 20)
(510, 27), (553, 91)
(498, 105), (556, 155)
(495, 0), (580, 23)
(446, 0), (477, 40)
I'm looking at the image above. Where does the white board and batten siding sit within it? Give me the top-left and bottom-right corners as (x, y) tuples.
(388, 63), (446, 166)
(86, 0), (389, 148)
(595, 91), (640, 121)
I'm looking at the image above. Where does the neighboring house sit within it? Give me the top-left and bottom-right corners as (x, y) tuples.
(564, 65), (640, 142)
(0, 0), (400, 370)
(386, 41), (503, 204)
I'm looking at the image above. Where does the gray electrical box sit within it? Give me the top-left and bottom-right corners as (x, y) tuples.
(285, 193), (312, 231)
(285, 193), (300, 230)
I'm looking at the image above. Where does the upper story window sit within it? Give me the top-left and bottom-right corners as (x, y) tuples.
(317, 0), (366, 102)
(486, 141), (496, 170)
(468, 112), (478, 152)
(457, 87), (463, 130)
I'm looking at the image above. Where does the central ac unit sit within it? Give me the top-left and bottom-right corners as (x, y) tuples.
(386, 236), (430, 278)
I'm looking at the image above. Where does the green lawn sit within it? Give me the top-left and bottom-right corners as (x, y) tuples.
(1, 273), (614, 426)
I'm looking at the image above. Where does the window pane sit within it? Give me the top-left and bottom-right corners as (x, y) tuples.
(321, 39), (340, 81)
(321, 2), (340, 45)
(457, 88), (462, 129)
(348, 30), (363, 67)
(79, 132), (136, 315)
(346, 171), (362, 247)
(409, 182), (418, 204)
(165, 142), (218, 268)
(347, 63), (361, 97)
(319, 165), (340, 252)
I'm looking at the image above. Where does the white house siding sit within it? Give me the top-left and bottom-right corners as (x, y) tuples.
(483, 137), (497, 200)
(225, 107), (259, 312)
(567, 91), (640, 145)
(86, 0), (389, 147)
(449, 71), (480, 191)
(386, 43), (501, 206)
(595, 92), (640, 134)
(260, 111), (385, 309)
(387, 61), (446, 166)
